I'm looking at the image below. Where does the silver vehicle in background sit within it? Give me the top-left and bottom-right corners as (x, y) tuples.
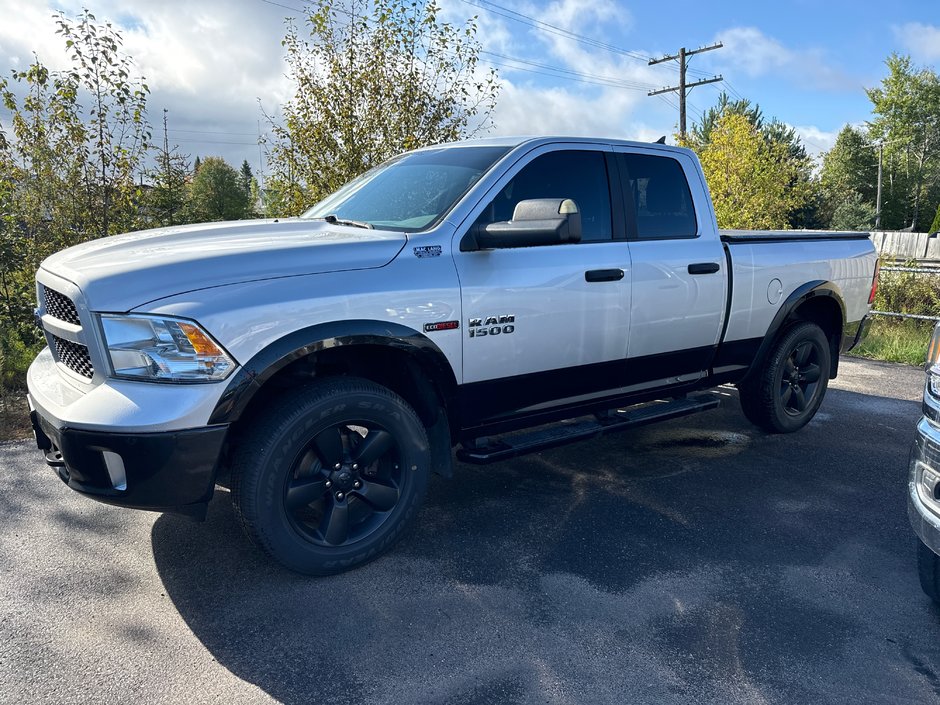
(911, 325), (940, 603)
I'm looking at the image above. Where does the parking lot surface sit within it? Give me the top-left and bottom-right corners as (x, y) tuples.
(1, 357), (938, 704)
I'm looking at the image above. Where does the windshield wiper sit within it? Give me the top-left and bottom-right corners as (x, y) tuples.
(323, 214), (373, 229)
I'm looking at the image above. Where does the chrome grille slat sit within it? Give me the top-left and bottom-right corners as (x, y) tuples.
(923, 432), (940, 469)
(43, 287), (81, 325)
(51, 334), (94, 379)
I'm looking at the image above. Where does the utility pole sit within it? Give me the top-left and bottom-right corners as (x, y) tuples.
(648, 43), (724, 140)
(875, 142), (883, 230)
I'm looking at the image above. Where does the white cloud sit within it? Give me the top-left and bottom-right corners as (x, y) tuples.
(790, 124), (840, 159)
(892, 22), (940, 63)
(539, 0), (629, 35)
(0, 0), (293, 169)
(490, 80), (666, 141)
(442, 0), (670, 139)
(707, 26), (857, 92)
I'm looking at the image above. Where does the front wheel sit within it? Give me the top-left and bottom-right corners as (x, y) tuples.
(231, 377), (430, 575)
(738, 321), (831, 433)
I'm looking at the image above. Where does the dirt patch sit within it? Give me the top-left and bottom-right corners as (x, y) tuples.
(639, 429), (751, 458)
(0, 393), (32, 442)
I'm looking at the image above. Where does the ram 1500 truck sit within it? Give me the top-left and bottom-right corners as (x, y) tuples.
(26, 136), (879, 574)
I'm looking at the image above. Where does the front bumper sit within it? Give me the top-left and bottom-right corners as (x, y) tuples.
(29, 402), (227, 519)
(909, 416), (940, 556)
(27, 346), (231, 519)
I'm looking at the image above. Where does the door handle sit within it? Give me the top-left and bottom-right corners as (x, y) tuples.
(688, 262), (720, 275)
(585, 268), (625, 282)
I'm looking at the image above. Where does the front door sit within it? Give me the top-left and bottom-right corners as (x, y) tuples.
(452, 145), (632, 427)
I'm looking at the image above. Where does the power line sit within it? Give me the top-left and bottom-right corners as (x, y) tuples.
(481, 50), (655, 90)
(171, 138), (260, 146)
(259, 0), (304, 14)
(648, 43), (724, 140)
(258, 0), (658, 94)
(168, 128), (259, 137)
(459, 0), (651, 64)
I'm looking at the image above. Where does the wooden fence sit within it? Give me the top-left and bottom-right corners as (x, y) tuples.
(869, 231), (937, 260)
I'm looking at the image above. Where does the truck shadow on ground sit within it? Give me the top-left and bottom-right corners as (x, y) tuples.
(150, 388), (940, 705)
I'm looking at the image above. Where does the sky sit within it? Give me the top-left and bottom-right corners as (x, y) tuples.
(0, 0), (937, 180)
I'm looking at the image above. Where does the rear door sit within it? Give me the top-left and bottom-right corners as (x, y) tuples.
(452, 144), (632, 426)
(613, 148), (727, 383)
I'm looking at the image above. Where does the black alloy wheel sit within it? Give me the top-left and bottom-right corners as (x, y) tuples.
(284, 421), (404, 547)
(231, 377), (430, 575)
(738, 321), (831, 433)
(778, 339), (824, 417)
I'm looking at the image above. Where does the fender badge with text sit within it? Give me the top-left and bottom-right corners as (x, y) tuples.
(469, 315), (515, 338)
(413, 245), (442, 258)
(424, 321), (459, 333)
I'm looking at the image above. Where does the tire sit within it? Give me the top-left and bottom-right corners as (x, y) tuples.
(230, 377), (430, 575)
(738, 321), (831, 433)
(917, 539), (940, 605)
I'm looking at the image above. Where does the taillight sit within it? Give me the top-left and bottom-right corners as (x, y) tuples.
(869, 260), (880, 305)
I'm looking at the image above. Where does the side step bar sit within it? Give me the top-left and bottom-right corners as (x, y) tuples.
(457, 393), (721, 465)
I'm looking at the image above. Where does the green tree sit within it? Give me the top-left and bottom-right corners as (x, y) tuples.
(685, 92), (816, 228)
(145, 109), (190, 226)
(930, 202), (940, 233)
(55, 9), (150, 237)
(819, 125), (878, 226)
(0, 61), (87, 348)
(830, 192), (877, 231)
(186, 156), (251, 222)
(696, 112), (809, 229)
(687, 92), (765, 151)
(239, 160), (253, 195)
(867, 54), (940, 231)
(265, 0), (500, 215)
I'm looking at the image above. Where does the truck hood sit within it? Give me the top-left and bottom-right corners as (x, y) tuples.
(40, 218), (407, 311)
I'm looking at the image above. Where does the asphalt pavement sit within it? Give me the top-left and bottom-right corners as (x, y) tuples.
(1, 357), (938, 704)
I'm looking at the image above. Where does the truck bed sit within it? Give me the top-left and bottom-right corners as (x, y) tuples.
(721, 230), (872, 244)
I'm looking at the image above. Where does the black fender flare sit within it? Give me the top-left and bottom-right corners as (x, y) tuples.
(208, 320), (459, 425)
(742, 280), (846, 383)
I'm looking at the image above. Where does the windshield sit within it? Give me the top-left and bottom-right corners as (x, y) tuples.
(302, 146), (510, 232)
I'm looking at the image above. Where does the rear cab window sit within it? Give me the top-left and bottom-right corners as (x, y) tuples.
(618, 153), (698, 240)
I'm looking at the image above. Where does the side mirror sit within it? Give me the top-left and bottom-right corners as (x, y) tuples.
(461, 198), (582, 251)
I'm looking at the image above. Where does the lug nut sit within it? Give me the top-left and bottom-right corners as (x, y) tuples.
(334, 463), (341, 470)
(325, 480), (332, 488)
(335, 492), (345, 501)
(352, 463), (358, 471)
(353, 480), (362, 489)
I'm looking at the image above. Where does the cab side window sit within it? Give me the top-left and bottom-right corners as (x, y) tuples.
(476, 150), (613, 242)
(619, 153), (697, 239)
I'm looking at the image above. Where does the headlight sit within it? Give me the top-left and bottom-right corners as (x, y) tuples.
(930, 366), (940, 400)
(99, 314), (236, 382)
(927, 322), (940, 370)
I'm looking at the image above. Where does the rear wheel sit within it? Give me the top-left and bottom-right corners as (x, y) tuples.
(231, 377), (430, 575)
(738, 321), (831, 433)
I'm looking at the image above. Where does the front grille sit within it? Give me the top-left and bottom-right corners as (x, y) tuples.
(43, 287), (80, 325)
(52, 335), (94, 378)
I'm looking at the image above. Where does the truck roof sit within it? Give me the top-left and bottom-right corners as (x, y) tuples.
(418, 135), (693, 157)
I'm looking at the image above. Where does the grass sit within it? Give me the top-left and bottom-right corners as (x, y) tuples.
(850, 317), (932, 367)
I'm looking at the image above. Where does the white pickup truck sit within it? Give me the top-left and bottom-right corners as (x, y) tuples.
(26, 136), (879, 574)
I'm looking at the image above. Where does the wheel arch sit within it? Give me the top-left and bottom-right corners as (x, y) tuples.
(209, 320), (459, 475)
(744, 280), (846, 383)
